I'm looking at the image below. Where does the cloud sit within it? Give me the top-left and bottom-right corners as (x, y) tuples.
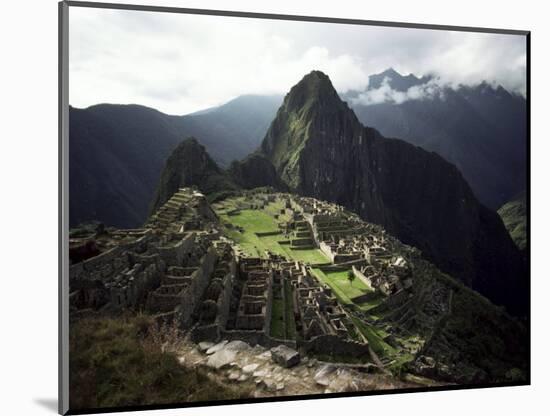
(68, 7), (527, 114)
(351, 76), (446, 106)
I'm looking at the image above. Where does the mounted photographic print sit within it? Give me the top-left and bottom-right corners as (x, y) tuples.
(58, 1), (530, 414)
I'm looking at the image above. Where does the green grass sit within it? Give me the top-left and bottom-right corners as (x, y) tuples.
(69, 315), (250, 410)
(221, 209), (280, 233)
(350, 316), (396, 357)
(270, 281), (297, 340)
(224, 228), (264, 257)
(270, 295), (285, 338)
(311, 269), (372, 305)
(219, 207), (329, 264)
(257, 234), (290, 257)
(282, 247), (329, 264)
(356, 295), (385, 312)
(284, 279), (297, 339)
(263, 201), (292, 222)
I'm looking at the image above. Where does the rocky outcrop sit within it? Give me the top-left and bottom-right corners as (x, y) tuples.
(149, 138), (239, 215)
(257, 71), (527, 315)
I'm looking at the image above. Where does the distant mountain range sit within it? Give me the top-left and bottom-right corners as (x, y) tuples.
(149, 71), (527, 315)
(69, 68), (526, 229)
(345, 68), (527, 210)
(69, 95), (281, 228)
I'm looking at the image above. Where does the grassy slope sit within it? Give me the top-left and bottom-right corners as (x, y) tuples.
(497, 192), (527, 250)
(69, 316), (250, 410)
(284, 279), (297, 339)
(311, 269), (371, 304)
(270, 296), (285, 338)
(220, 207), (328, 263)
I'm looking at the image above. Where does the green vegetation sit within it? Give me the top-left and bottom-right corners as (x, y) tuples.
(350, 316), (395, 358)
(269, 295), (285, 339)
(281, 246), (328, 264)
(497, 191), (527, 251)
(311, 269), (371, 305)
(221, 209), (280, 233)
(219, 206), (329, 264)
(356, 295), (385, 312)
(284, 279), (297, 339)
(436, 282), (529, 381)
(69, 315), (250, 410)
(270, 281), (297, 340)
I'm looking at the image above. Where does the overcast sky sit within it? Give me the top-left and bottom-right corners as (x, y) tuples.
(69, 7), (527, 115)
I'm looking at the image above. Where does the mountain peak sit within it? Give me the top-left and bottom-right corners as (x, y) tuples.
(368, 68), (430, 91)
(283, 70), (342, 113)
(380, 67), (401, 77)
(150, 136), (237, 214)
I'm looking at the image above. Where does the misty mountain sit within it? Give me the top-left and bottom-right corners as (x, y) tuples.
(250, 70), (526, 315)
(345, 68), (527, 209)
(69, 95), (281, 228)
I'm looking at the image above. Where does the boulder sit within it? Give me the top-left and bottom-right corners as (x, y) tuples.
(227, 370), (241, 381)
(270, 345), (300, 368)
(237, 374), (250, 382)
(314, 364), (336, 386)
(206, 349), (237, 370)
(206, 340), (228, 355)
(197, 341), (214, 353)
(225, 340), (250, 352)
(242, 363), (259, 374)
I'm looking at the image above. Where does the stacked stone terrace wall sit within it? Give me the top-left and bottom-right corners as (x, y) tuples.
(216, 271), (234, 330)
(152, 233), (195, 267)
(352, 265), (374, 289)
(178, 246), (218, 327)
(110, 263), (160, 308)
(69, 235), (156, 307)
(299, 334), (371, 358)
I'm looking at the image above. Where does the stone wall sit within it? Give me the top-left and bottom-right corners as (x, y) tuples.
(69, 234), (159, 309)
(110, 263), (161, 308)
(352, 265), (374, 289)
(178, 246), (218, 327)
(191, 323), (220, 342)
(215, 271), (234, 331)
(153, 233), (195, 267)
(319, 241), (336, 262)
(299, 334), (371, 358)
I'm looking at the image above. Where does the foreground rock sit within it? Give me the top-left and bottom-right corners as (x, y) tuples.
(206, 340), (228, 355)
(271, 345), (300, 368)
(206, 349), (236, 370)
(314, 364), (336, 386)
(198, 341), (214, 352)
(225, 340), (250, 352)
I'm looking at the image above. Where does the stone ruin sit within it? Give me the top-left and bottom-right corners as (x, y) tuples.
(69, 188), (422, 365)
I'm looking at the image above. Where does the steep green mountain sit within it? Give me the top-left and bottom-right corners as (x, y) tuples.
(227, 152), (287, 191)
(149, 138), (238, 214)
(498, 191), (527, 251)
(346, 69), (527, 209)
(69, 95), (281, 228)
(255, 70), (526, 315)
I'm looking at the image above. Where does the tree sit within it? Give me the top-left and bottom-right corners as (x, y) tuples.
(347, 270), (356, 286)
